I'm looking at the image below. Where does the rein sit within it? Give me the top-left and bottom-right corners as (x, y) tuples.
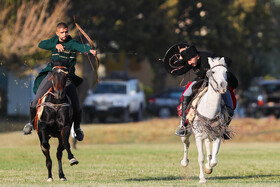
(39, 102), (70, 111)
(207, 64), (227, 93)
(188, 64), (228, 127)
(36, 88), (70, 111)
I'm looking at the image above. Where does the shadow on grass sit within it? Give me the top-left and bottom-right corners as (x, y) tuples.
(125, 174), (280, 182)
(207, 174), (280, 180)
(125, 176), (184, 181)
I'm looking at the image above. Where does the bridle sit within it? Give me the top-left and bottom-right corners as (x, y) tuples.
(51, 66), (69, 92)
(206, 64), (227, 93)
(37, 66), (70, 111)
(192, 64), (229, 133)
(52, 66), (69, 74)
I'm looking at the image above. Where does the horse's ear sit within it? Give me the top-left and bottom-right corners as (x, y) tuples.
(220, 57), (226, 66)
(208, 57), (214, 66)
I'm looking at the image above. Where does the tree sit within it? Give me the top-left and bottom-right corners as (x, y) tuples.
(0, 0), (71, 73)
(69, 0), (178, 94)
(175, 0), (280, 89)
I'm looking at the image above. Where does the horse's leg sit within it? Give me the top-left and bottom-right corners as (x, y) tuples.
(40, 124), (49, 150)
(57, 137), (67, 181)
(38, 130), (53, 182)
(61, 125), (79, 166)
(210, 137), (222, 168)
(204, 138), (213, 174)
(180, 133), (191, 167)
(195, 134), (207, 184)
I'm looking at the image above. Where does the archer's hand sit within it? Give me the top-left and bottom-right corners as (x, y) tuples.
(90, 49), (97, 56)
(178, 46), (187, 59)
(56, 44), (65, 52)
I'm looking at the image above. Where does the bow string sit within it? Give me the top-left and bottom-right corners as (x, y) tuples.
(74, 17), (100, 83)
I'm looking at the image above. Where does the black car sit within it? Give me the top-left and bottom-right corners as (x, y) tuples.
(146, 87), (185, 118)
(244, 79), (280, 118)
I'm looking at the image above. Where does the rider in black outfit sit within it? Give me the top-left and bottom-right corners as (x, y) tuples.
(164, 44), (238, 137)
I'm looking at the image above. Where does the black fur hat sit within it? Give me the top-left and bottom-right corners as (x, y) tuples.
(180, 45), (198, 61)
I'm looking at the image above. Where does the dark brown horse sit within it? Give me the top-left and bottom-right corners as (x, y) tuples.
(35, 65), (78, 182)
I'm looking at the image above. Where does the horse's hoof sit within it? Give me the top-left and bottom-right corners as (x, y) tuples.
(180, 159), (189, 167)
(69, 157), (79, 166)
(199, 179), (207, 184)
(60, 177), (67, 181)
(47, 178), (53, 182)
(204, 166), (213, 174)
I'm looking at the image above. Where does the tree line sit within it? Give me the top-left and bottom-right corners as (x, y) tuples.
(0, 0), (279, 94)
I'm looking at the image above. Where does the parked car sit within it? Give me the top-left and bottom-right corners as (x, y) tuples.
(146, 87), (185, 118)
(244, 79), (280, 118)
(83, 78), (145, 123)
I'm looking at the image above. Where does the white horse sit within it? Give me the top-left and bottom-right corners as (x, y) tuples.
(180, 57), (229, 184)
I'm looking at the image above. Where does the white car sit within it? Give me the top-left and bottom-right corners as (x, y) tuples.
(83, 79), (145, 123)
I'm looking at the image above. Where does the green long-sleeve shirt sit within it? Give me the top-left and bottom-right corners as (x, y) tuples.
(33, 35), (92, 94)
(38, 35), (91, 67)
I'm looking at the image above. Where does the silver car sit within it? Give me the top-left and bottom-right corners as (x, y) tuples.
(83, 79), (145, 123)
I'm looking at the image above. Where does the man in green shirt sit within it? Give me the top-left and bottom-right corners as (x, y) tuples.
(23, 22), (97, 141)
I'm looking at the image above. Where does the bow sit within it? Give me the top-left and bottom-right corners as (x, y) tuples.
(74, 18), (100, 83)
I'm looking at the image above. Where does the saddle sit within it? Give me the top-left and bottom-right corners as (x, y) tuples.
(177, 80), (206, 118)
(186, 86), (208, 125)
(177, 80), (232, 126)
(34, 87), (71, 132)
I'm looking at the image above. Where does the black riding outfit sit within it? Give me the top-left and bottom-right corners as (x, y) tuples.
(163, 44), (238, 137)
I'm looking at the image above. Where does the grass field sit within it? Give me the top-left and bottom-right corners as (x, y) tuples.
(0, 117), (280, 186)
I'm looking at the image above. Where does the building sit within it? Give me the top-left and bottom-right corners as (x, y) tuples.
(0, 67), (37, 117)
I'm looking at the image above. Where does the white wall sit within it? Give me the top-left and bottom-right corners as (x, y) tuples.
(7, 72), (33, 116)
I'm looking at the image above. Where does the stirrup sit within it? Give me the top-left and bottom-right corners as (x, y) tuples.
(23, 123), (33, 135)
(175, 126), (188, 137)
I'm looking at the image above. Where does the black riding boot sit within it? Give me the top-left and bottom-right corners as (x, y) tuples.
(23, 107), (37, 135)
(223, 106), (234, 140)
(175, 96), (192, 137)
(73, 110), (84, 141)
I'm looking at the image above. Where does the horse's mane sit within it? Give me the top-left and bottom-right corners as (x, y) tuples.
(51, 59), (69, 68)
(209, 57), (226, 67)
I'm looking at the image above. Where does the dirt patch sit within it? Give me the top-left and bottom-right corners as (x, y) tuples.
(1, 117), (280, 146)
(230, 116), (280, 142)
(83, 117), (280, 144)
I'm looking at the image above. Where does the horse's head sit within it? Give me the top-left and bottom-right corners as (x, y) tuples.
(51, 66), (69, 99)
(206, 57), (228, 94)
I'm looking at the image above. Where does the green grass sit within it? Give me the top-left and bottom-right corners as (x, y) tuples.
(0, 143), (280, 186)
(0, 118), (280, 186)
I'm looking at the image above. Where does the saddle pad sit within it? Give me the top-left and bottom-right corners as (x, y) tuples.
(33, 94), (47, 132)
(186, 87), (208, 124)
(37, 95), (47, 121)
